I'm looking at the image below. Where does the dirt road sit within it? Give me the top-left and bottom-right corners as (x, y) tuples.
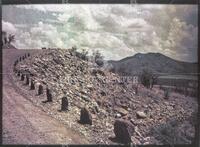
(2, 49), (88, 144)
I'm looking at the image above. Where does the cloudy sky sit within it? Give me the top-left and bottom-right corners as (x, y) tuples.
(2, 4), (198, 62)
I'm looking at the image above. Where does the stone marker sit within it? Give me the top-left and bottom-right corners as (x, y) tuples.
(19, 57), (21, 61)
(25, 75), (29, 85)
(30, 79), (35, 90)
(114, 119), (135, 143)
(17, 71), (20, 77)
(14, 69), (18, 75)
(14, 61), (17, 67)
(13, 67), (17, 73)
(20, 74), (25, 81)
(37, 84), (43, 95)
(80, 107), (92, 125)
(46, 87), (52, 102)
(61, 97), (68, 111)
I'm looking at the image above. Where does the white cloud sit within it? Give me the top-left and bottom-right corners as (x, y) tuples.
(15, 5), (47, 12)
(2, 21), (17, 34)
(4, 4), (197, 62)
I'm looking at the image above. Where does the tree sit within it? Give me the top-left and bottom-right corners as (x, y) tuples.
(93, 50), (104, 67)
(140, 69), (158, 88)
(70, 46), (77, 56)
(81, 49), (88, 60)
(2, 31), (15, 46)
(8, 34), (15, 44)
(2, 31), (7, 45)
(71, 46), (77, 52)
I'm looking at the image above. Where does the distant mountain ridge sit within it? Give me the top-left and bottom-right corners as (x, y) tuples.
(108, 53), (198, 76)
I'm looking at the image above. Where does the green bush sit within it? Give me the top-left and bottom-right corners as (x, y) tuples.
(81, 49), (88, 61)
(93, 50), (104, 67)
(164, 89), (170, 99)
(71, 46), (77, 52)
(140, 69), (157, 88)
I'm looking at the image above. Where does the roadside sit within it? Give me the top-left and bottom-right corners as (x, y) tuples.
(2, 49), (89, 144)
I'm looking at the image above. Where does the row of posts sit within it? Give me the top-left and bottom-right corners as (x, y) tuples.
(13, 53), (30, 67)
(16, 70), (70, 111)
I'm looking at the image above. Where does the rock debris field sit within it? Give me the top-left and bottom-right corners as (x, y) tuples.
(13, 48), (198, 145)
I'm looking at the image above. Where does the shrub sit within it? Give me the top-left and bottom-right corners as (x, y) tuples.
(81, 49), (88, 61)
(93, 50), (104, 67)
(153, 119), (191, 145)
(70, 46), (77, 56)
(140, 69), (157, 88)
(164, 89), (170, 99)
(71, 46), (77, 52)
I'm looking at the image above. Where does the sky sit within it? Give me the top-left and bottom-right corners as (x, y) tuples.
(2, 4), (198, 62)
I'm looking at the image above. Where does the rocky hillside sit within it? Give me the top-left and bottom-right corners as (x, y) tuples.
(14, 49), (198, 145)
(108, 53), (197, 76)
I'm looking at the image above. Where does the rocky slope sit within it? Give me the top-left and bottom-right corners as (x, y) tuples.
(14, 49), (198, 145)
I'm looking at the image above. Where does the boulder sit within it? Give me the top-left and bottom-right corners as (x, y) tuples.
(80, 107), (92, 125)
(95, 58), (104, 67)
(96, 99), (102, 106)
(116, 113), (122, 118)
(61, 96), (68, 111)
(100, 91), (106, 96)
(114, 119), (135, 143)
(136, 111), (147, 119)
(92, 69), (105, 76)
(114, 107), (128, 116)
(87, 84), (93, 90)
(81, 95), (90, 102)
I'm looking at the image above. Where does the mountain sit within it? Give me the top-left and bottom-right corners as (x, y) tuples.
(108, 53), (198, 76)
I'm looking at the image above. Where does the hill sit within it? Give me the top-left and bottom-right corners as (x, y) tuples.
(14, 49), (197, 144)
(108, 53), (197, 76)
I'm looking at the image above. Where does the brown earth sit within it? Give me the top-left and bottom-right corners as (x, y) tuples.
(2, 49), (89, 144)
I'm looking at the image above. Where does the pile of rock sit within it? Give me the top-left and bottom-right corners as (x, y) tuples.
(14, 48), (197, 145)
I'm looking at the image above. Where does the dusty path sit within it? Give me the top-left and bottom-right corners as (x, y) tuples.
(2, 49), (89, 144)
